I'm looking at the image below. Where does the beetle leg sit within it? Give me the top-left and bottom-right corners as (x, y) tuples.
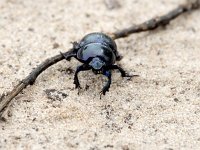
(61, 42), (81, 61)
(74, 64), (91, 89)
(60, 51), (76, 61)
(100, 70), (112, 97)
(108, 65), (132, 77)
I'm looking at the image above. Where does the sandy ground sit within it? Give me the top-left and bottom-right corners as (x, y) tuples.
(0, 0), (200, 149)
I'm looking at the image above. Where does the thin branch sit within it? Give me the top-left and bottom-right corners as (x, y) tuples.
(0, 0), (199, 121)
(111, 0), (200, 40)
(0, 49), (74, 120)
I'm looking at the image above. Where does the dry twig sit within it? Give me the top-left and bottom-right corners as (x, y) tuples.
(111, 0), (200, 39)
(0, 49), (74, 120)
(0, 0), (199, 121)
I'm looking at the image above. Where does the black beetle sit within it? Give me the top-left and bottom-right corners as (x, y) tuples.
(61, 32), (132, 95)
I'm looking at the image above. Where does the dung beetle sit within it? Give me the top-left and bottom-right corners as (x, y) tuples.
(62, 32), (132, 95)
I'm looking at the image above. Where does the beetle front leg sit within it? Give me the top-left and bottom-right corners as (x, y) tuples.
(60, 51), (76, 61)
(60, 42), (80, 61)
(108, 65), (132, 77)
(100, 70), (112, 96)
(74, 64), (91, 89)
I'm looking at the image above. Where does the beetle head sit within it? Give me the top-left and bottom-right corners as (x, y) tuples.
(89, 57), (105, 74)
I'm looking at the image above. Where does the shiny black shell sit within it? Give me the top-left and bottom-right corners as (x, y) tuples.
(76, 33), (118, 65)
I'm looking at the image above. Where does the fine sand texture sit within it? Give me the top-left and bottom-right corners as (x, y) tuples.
(0, 0), (200, 149)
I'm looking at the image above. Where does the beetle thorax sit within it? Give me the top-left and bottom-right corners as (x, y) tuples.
(77, 43), (116, 65)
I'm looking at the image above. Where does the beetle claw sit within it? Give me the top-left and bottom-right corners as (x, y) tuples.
(73, 80), (82, 89)
(100, 87), (109, 98)
(74, 83), (82, 89)
(76, 85), (82, 89)
(122, 72), (131, 77)
(99, 91), (105, 99)
(123, 73), (139, 80)
(74, 83), (82, 95)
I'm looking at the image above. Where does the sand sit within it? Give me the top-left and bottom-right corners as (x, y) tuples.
(0, 0), (200, 149)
